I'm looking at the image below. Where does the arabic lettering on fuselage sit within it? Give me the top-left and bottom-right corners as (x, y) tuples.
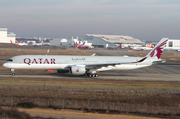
(24, 58), (55, 65)
(71, 58), (86, 61)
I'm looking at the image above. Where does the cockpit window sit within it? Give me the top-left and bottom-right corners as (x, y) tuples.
(7, 59), (13, 62)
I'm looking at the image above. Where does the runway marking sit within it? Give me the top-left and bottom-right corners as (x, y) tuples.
(145, 67), (164, 75)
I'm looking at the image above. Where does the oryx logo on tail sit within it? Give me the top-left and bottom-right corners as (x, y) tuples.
(149, 39), (168, 59)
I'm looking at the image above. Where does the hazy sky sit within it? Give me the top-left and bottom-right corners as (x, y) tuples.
(1, 0), (180, 41)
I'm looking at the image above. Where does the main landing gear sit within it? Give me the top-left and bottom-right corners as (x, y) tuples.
(11, 69), (15, 76)
(86, 70), (98, 77)
(87, 73), (98, 77)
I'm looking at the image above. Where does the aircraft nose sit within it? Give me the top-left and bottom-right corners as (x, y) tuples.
(3, 63), (8, 68)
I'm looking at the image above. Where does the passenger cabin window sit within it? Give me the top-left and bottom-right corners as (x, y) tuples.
(7, 59), (13, 62)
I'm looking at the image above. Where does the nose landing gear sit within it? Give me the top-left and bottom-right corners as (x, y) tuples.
(11, 69), (15, 76)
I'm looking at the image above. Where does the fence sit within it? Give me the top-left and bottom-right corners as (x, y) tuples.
(0, 96), (179, 115)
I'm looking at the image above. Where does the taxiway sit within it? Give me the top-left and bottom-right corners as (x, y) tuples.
(0, 64), (180, 82)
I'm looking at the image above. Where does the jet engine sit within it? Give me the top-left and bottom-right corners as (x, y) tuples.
(70, 65), (86, 75)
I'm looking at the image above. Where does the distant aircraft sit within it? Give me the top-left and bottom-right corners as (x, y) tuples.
(74, 41), (93, 49)
(33, 41), (44, 46)
(3, 38), (168, 77)
(130, 44), (154, 51)
(15, 40), (28, 46)
(143, 44), (155, 51)
(10, 40), (27, 46)
(107, 44), (122, 50)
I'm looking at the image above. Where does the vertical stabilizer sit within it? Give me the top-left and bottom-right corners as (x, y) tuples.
(146, 38), (168, 59)
(15, 40), (19, 45)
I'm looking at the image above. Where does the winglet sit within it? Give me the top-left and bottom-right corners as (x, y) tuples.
(91, 53), (96, 56)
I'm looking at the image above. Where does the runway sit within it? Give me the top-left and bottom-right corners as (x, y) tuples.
(0, 64), (180, 82)
(0, 59), (7, 62)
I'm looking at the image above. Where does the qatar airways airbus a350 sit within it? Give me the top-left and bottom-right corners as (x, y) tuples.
(3, 38), (168, 77)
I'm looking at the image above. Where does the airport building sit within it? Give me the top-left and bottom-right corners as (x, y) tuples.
(166, 39), (180, 47)
(49, 34), (143, 48)
(50, 38), (71, 47)
(82, 34), (144, 48)
(0, 28), (16, 43)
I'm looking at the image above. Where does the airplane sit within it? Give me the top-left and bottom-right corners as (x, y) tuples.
(107, 44), (122, 50)
(143, 44), (155, 51)
(33, 41), (44, 46)
(74, 41), (94, 49)
(10, 40), (28, 46)
(130, 44), (154, 51)
(3, 38), (168, 77)
(15, 40), (28, 46)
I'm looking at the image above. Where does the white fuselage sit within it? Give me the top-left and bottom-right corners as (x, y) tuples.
(3, 55), (154, 71)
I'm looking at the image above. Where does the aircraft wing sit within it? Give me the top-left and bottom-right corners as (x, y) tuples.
(66, 57), (147, 70)
(85, 62), (128, 69)
(85, 58), (147, 69)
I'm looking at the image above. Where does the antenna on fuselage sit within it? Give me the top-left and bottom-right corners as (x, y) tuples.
(91, 53), (96, 56)
(46, 49), (49, 55)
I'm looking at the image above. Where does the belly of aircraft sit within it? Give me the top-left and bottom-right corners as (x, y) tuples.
(3, 63), (67, 70)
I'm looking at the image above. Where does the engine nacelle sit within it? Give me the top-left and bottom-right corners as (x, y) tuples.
(70, 65), (86, 75)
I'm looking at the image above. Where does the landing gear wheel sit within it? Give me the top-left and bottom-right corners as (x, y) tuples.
(87, 73), (91, 77)
(11, 69), (15, 76)
(87, 73), (98, 77)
